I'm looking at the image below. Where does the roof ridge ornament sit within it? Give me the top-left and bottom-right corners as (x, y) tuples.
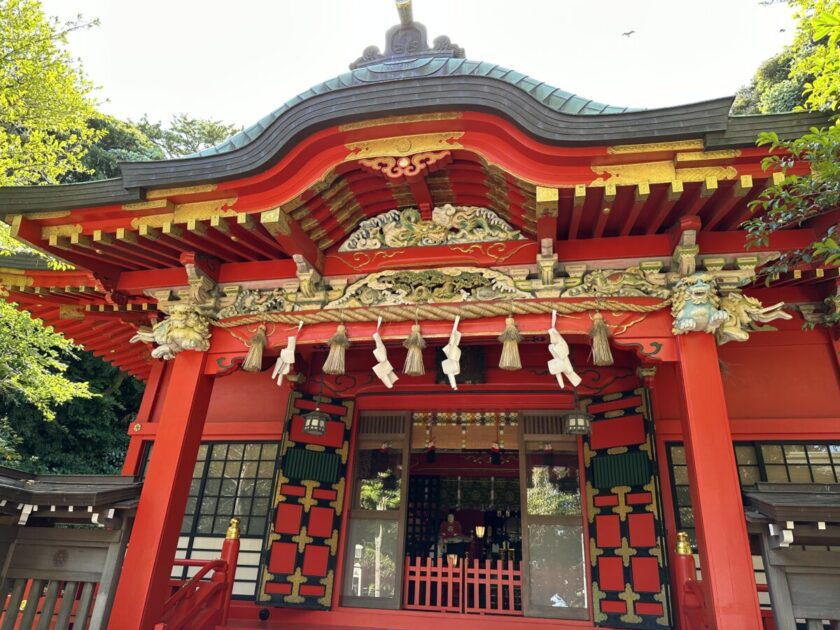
(350, 0), (465, 69)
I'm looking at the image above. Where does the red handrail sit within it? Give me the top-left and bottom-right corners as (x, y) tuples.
(155, 518), (241, 630)
(673, 533), (711, 630)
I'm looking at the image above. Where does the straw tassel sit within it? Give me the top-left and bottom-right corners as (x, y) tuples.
(590, 312), (614, 366)
(498, 316), (522, 371)
(402, 323), (426, 376)
(323, 323), (351, 375)
(242, 325), (268, 372)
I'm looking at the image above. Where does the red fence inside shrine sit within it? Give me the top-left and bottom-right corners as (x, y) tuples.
(402, 557), (522, 616)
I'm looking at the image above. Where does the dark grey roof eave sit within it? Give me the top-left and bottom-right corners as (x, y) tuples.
(0, 76), (827, 214)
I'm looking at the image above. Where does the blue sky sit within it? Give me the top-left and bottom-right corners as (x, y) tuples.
(41, 0), (797, 127)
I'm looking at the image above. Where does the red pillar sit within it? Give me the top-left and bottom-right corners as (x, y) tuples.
(109, 351), (213, 630)
(677, 333), (762, 630)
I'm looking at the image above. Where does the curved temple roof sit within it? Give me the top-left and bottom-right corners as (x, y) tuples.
(0, 0), (830, 214)
(195, 57), (640, 158)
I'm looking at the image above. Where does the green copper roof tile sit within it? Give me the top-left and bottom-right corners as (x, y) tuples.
(193, 56), (640, 157)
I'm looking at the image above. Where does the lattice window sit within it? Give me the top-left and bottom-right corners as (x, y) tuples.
(143, 441), (280, 599)
(666, 440), (840, 610)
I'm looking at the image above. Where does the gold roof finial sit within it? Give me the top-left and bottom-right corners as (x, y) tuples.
(675, 531), (692, 556)
(226, 517), (241, 540)
(396, 0), (413, 25)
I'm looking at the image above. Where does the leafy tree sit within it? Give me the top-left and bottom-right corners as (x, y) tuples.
(61, 114), (164, 183)
(135, 114), (242, 158)
(0, 0), (102, 187)
(0, 0), (99, 435)
(0, 349), (144, 473)
(732, 48), (810, 114)
(0, 297), (92, 422)
(744, 0), (840, 323)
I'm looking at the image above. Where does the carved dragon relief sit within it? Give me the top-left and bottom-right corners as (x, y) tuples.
(130, 302), (212, 360)
(338, 205), (524, 252)
(670, 273), (791, 340)
(130, 220), (795, 359)
(326, 267), (531, 308)
(560, 267), (670, 299)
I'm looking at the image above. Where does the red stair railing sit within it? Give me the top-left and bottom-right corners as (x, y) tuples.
(673, 532), (710, 630)
(155, 518), (240, 630)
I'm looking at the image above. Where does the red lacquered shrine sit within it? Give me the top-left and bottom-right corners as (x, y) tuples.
(0, 3), (838, 630)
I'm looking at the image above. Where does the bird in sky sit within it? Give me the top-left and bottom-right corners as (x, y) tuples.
(622, 30), (636, 37)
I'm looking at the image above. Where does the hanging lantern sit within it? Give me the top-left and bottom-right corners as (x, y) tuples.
(303, 375), (329, 436)
(475, 524), (486, 539)
(563, 409), (593, 435)
(303, 408), (329, 436)
(498, 316), (522, 370)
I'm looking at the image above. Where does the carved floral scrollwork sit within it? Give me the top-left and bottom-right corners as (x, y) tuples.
(359, 150), (451, 181)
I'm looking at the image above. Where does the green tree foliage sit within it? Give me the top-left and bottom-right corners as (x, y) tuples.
(0, 298), (92, 421)
(61, 114), (164, 183)
(136, 114), (242, 158)
(732, 49), (810, 114)
(0, 349), (144, 473)
(744, 0), (840, 311)
(0, 0), (98, 437)
(0, 0), (102, 187)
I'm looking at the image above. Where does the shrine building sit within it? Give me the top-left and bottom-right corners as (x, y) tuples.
(0, 3), (838, 630)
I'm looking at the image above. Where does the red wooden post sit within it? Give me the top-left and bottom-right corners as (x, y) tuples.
(217, 518), (241, 624)
(109, 351), (213, 630)
(677, 333), (763, 630)
(673, 531), (699, 629)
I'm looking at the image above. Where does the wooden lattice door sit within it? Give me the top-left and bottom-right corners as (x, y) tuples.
(584, 387), (672, 629)
(257, 392), (354, 609)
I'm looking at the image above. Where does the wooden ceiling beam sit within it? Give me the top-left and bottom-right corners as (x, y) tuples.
(260, 208), (323, 272)
(235, 214), (286, 256)
(114, 229), (182, 267)
(592, 183), (616, 239)
(567, 185), (587, 240)
(646, 181), (684, 235)
(91, 230), (179, 269)
(705, 176), (753, 231)
(161, 222), (237, 264)
(619, 183), (651, 237)
(682, 177), (719, 217)
(187, 220), (250, 262)
(209, 216), (272, 260)
(535, 186), (558, 249)
(137, 225), (191, 260)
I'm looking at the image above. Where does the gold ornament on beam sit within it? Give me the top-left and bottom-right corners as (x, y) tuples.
(242, 324), (268, 372)
(402, 323), (426, 376)
(498, 316), (522, 371)
(323, 323), (351, 375)
(589, 312), (614, 367)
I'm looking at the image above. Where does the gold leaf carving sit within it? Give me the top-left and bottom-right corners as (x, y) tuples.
(345, 132), (464, 160)
(338, 112), (462, 131)
(606, 139), (704, 154)
(130, 198), (238, 229)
